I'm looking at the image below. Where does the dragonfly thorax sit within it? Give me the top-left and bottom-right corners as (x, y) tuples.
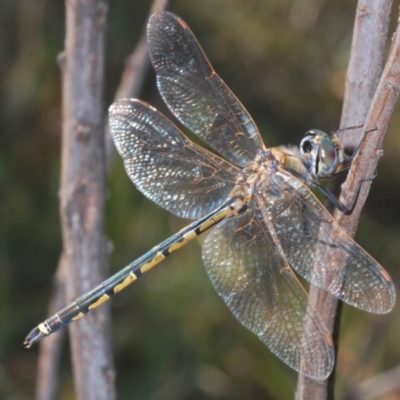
(233, 148), (313, 202)
(270, 146), (313, 184)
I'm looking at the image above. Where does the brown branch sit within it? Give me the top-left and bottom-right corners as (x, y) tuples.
(296, 1), (395, 398)
(338, 12), (400, 234)
(60, 0), (115, 399)
(340, 1), (393, 150)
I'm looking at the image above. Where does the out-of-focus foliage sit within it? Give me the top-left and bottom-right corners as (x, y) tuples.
(1, 0), (400, 399)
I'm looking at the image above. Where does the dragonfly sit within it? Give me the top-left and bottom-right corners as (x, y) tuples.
(24, 11), (395, 380)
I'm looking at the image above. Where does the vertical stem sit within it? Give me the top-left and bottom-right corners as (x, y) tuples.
(35, 256), (67, 400)
(60, 1), (115, 399)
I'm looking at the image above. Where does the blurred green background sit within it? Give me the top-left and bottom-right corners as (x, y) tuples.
(1, 0), (400, 399)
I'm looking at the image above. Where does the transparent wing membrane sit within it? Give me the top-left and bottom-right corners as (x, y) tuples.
(202, 207), (334, 379)
(147, 11), (264, 167)
(109, 99), (239, 219)
(267, 168), (395, 313)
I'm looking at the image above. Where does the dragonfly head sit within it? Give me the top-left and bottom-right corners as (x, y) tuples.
(300, 129), (344, 179)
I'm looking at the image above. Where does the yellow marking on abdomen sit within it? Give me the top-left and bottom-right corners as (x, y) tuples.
(198, 209), (233, 233)
(141, 252), (165, 273)
(168, 240), (186, 253)
(168, 231), (197, 253)
(183, 231), (197, 241)
(38, 323), (50, 335)
(71, 312), (85, 321)
(113, 272), (138, 294)
(88, 294), (110, 311)
(198, 218), (218, 233)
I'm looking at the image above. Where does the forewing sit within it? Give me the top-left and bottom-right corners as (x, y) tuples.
(202, 204), (334, 379)
(268, 168), (395, 314)
(109, 99), (239, 219)
(147, 11), (264, 167)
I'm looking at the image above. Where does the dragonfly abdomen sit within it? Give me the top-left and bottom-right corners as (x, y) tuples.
(24, 196), (243, 348)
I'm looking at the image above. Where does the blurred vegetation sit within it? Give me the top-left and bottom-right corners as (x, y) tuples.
(1, 0), (400, 399)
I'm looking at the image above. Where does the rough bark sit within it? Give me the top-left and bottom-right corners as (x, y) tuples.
(60, 1), (115, 399)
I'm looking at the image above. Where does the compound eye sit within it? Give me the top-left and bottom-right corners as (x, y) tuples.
(301, 139), (313, 154)
(318, 136), (338, 176)
(301, 129), (326, 155)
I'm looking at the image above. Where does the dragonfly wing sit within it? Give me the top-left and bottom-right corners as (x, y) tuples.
(202, 204), (334, 379)
(109, 99), (239, 219)
(267, 167), (396, 314)
(147, 11), (264, 167)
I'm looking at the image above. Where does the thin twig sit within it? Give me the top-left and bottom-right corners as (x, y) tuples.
(114, 0), (170, 100)
(296, 1), (395, 398)
(340, 1), (393, 150)
(34, 255), (67, 400)
(348, 364), (400, 399)
(105, 0), (170, 169)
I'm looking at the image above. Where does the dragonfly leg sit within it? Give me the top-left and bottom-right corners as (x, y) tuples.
(332, 126), (379, 174)
(314, 173), (377, 214)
